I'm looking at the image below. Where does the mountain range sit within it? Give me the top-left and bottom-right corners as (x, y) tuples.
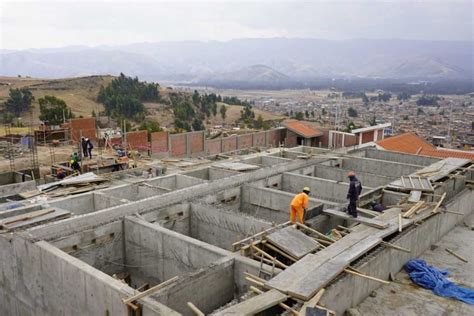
(1, 38), (472, 86)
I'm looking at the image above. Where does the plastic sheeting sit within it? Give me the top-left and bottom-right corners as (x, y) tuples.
(404, 259), (474, 305)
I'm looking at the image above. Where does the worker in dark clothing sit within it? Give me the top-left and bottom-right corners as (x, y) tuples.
(346, 171), (362, 218)
(81, 137), (88, 159)
(370, 201), (386, 212)
(86, 138), (94, 159)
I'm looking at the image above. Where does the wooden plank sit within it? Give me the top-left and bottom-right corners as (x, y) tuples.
(285, 235), (381, 300)
(266, 226), (320, 259)
(214, 289), (287, 316)
(249, 286), (301, 316)
(0, 209), (71, 230)
(322, 209), (388, 229)
(0, 208), (55, 226)
(300, 288), (325, 315)
(187, 302), (205, 316)
(122, 276), (178, 304)
(432, 193), (446, 213)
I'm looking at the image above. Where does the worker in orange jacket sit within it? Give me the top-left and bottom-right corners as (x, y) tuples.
(290, 187), (310, 224)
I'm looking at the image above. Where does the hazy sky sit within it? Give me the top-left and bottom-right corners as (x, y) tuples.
(1, 0), (472, 50)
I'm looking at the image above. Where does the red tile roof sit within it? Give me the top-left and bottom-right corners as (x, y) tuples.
(376, 133), (474, 161)
(283, 120), (323, 138)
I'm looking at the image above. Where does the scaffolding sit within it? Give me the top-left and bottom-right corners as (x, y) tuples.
(4, 124), (15, 172)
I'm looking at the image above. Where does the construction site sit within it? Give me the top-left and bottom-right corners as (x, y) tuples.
(0, 118), (473, 316)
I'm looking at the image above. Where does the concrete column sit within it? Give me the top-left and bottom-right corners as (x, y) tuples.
(358, 133), (362, 145)
(373, 129), (378, 142)
(342, 133), (345, 147)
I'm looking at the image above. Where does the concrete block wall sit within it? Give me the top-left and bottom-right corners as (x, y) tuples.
(0, 180), (36, 198)
(267, 128), (282, 147)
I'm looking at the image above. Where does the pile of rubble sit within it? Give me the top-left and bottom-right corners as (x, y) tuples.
(0, 141), (30, 159)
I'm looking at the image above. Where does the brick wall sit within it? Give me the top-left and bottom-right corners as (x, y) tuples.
(222, 136), (237, 152)
(237, 134), (253, 149)
(253, 131), (266, 147)
(267, 129), (281, 147)
(285, 130), (297, 148)
(126, 131), (149, 151)
(170, 134), (187, 156)
(206, 139), (222, 155)
(361, 131), (374, 144)
(151, 131), (169, 154)
(70, 118), (96, 143)
(189, 132), (204, 155)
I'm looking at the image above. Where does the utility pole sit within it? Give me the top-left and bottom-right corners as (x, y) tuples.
(447, 101), (453, 145)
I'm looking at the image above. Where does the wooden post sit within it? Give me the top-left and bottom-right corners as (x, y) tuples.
(187, 302), (205, 316)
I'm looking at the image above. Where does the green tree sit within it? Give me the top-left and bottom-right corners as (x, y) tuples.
(38, 95), (74, 125)
(362, 93), (369, 105)
(397, 92), (411, 101)
(305, 110), (309, 118)
(220, 104), (227, 120)
(192, 90), (200, 105)
(138, 120), (163, 133)
(311, 110), (315, 118)
(321, 108), (327, 115)
(368, 115), (377, 126)
(294, 111), (304, 120)
(4, 88), (34, 117)
(192, 118), (204, 131)
(97, 73), (158, 120)
(348, 107), (358, 118)
(254, 115), (264, 129)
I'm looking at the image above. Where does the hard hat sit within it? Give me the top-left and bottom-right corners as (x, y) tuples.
(303, 187), (311, 193)
(347, 171), (355, 177)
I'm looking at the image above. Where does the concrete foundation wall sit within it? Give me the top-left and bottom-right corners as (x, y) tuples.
(0, 180), (36, 198)
(190, 203), (272, 250)
(241, 185), (324, 223)
(282, 172), (370, 203)
(152, 258), (235, 316)
(314, 165), (395, 188)
(342, 157), (422, 178)
(365, 148), (440, 166)
(320, 188), (474, 315)
(0, 235), (139, 316)
(124, 217), (228, 283)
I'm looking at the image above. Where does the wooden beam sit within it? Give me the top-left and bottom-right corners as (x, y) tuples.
(300, 288), (325, 315)
(250, 286), (301, 316)
(380, 241), (411, 253)
(232, 221), (291, 250)
(403, 201), (424, 218)
(432, 193), (446, 213)
(322, 209), (388, 229)
(398, 214), (402, 232)
(252, 245), (288, 269)
(296, 222), (335, 243)
(344, 269), (390, 284)
(262, 241), (298, 262)
(445, 248), (468, 263)
(187, 302), (205, 316)
(122, 276), (179, 304)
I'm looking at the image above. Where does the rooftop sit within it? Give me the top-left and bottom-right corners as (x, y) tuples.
(376, 132), (474, 160)
(282, 120), (323, 138)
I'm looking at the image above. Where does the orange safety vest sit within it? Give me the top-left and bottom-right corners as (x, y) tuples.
(290, 192), (309, 211)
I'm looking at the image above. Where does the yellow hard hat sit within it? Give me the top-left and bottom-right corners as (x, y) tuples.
(303, 187), (311, 193)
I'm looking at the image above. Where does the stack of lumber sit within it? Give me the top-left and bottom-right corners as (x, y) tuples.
(265, 208), (434, 301)
(0, 208), (71, 231)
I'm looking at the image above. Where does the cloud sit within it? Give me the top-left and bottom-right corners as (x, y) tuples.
(1, 0), (472, 49)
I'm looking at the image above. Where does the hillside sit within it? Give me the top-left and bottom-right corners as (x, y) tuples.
(0, 76), (282, 129)
(1, 38), (472, 84)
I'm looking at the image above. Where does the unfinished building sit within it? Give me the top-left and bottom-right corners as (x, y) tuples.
(0, 146), (472, 315)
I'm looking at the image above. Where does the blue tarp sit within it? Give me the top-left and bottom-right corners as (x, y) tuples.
(404, 259), (474, 305)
